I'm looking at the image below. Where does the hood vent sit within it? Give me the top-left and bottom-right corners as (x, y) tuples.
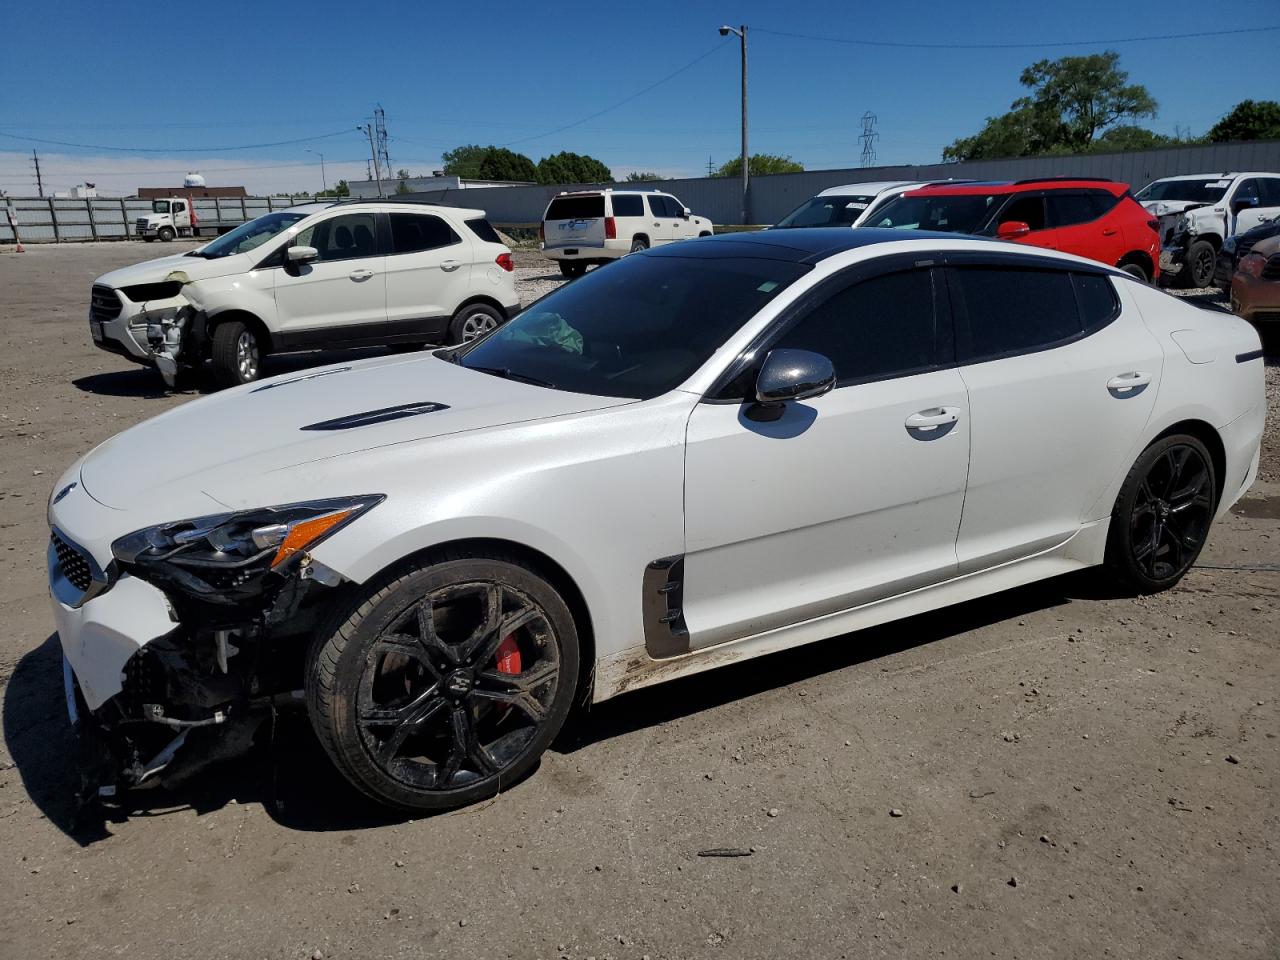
(300, 401), (450, 431)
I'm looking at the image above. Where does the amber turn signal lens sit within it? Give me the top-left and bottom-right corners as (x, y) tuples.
(270, 509), (357, 568)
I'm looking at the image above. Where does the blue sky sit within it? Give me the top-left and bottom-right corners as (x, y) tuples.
(1, 0), (1276, 195)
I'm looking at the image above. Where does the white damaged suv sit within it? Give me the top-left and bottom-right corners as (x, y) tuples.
(89, 200), (520, 387)
(541, 189), (713, 276)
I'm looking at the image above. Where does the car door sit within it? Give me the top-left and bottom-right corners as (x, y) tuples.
(947, 256), (1163, 573)
(272, 210), (387, 345)
(646, 195), (677, 244)
(666, 194), (697, 240)
(1042, 190), (1124, 266)
(993, 193), (1051, 246)
(682, 261), (970, 651)
(1231, 177), (1280, 235)
(384, 211), (474, 341)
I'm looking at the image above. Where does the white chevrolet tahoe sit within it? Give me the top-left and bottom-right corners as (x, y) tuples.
(540, 189), (713, 276)
(1135, 172), (1280, 287)
(89, 200), (520, 388)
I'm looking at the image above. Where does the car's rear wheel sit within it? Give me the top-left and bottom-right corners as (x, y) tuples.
(1119, 262), (1149, 282)
(630, 237), (649, 254)
(1105, 434), (1217, 593)
(210, 319), (262, 387)
(558, 262), (587, 278)
(448, 303), (502, 345)
(1183, 239), (1216, 289)
(307, 553), (580, 812)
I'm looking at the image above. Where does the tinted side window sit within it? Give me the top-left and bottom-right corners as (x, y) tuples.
(1259, 178), (1280, 206)
(649, 195), (676, 217)
(611, 195), (644, 217)
(772, 269), (938, 384)
(295, 212), (378, 262)
(465, 217), (501, 244)
(1047, 193), (1105, 227)
(390, 213), (459, 254)
(1234, 178), (1261, 204)
(955, 267), (1081, 361)
(998, 195), (1046, 231)
(1072, 273), (1119, 329)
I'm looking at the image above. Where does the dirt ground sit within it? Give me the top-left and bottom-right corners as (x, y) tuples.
(1, 242), (1278, 960)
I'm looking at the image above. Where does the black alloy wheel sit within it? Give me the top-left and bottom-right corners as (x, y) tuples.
(1185, 239), (1216, 289)
(308, 554), (579, 811)
(1106, 434), (1216, 593)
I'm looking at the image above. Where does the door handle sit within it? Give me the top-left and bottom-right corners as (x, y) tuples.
(1106, 371), (1152, 395)
(905, 407), (960, 434)
(441, 260), (462, 272)
(349, 269), (374, 281)
(1101, 228), (1118, 236)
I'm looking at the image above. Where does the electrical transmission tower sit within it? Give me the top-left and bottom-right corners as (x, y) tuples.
(859, 112), (879, 168)
(374, 105), (392, 180)
(707, 156), (715, 177)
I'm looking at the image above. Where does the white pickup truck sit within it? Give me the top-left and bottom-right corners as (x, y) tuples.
(1136, 172), (1280, 287)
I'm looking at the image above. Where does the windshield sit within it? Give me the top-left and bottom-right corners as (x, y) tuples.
(865, 193), (1001, 234)
(774, 195), (877, 228)
(457, 253), (810, 400)
(1134, 179), (1230, 204)
(152, 200), (170, 213)
(194, 211), (308, 258)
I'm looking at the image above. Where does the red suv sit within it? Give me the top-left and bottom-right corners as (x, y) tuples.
(867, 178), (1161, 282)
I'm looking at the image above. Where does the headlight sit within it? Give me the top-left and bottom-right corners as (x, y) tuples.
(112, 495), (383, 601)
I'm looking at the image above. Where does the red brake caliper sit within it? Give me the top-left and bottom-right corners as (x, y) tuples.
(494, 634), (522, 674)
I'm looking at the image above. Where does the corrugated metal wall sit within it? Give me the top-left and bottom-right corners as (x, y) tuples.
(5, 140), (1278, 241)
(403, 139), (1280, 226)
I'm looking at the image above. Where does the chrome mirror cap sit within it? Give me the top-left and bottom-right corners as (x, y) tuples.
(755, 348), (836, 405)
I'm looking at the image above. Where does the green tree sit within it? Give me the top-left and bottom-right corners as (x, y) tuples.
(1088, 125), (1181, 152)
(536, 151), (613, 185)
(713, 153), (804, 177)
(943, 52), (1157, 161)
(316, 179), (350, 198)
(625, 171), (663, 182)
(395, 168), (412, 179)
(1206, 100), (1280, 143)
(441, 144), (490, 176)
(477, 147), (537, 182)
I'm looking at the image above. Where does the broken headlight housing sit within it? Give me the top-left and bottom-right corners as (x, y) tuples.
(111, 496), (383, 603)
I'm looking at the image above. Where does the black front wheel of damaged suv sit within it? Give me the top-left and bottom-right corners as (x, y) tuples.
(306, 553), (580, 812)
(210, 320), (263, 388)
(1182, 239), (1217, 289)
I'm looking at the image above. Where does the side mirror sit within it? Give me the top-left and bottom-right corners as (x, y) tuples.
(755, 348), (836, 405)
(287, 245), (319, 265)
(997, 220), (1031, 240)
(682, 207), (692, 218)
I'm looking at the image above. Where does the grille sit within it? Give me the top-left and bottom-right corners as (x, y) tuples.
(51, 531), (94, 592)
(90, 284), (122, 324)
(1262, 255), (1280, 281)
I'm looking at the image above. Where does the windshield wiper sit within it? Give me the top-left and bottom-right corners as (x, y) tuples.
(465, 365), (556, 389)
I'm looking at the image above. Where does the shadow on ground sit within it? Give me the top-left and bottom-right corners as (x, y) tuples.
(4, 573), (1099, 845)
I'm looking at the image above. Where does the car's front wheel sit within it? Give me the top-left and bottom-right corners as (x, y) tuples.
(158, 226), (176, 242)
(307, 553), (580, 811)
(1105, 434), (1217, 593)
(210, 319), (263, 388)
(1182, 239), (1216, 289)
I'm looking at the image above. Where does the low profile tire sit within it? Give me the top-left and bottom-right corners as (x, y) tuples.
(1119, 262), (1149, 283)
(158, 226), (176, 242)
(629, 237), (649, 254)
(210, 319), (263, 388)
(306, 553), (580, 812)
(1104, 434), (1217, 594)
(558, 262), (586, 278)
(1182, 239), (1216, 289)
(448, 303), (502, 345)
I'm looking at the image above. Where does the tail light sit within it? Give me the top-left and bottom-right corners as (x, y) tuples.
(538, 223), (545, 243)
(1239, 253), (1265, 279)
(495, 252), (514, 273)
(604, 216), (617, 240)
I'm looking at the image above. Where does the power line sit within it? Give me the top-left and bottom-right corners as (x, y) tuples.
(502, 41), (731, 147)
(753, 24), (1280, 50)
(0, 129), (353, 153)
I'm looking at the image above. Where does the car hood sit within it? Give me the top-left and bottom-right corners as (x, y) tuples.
(96, 251), (251, 289)
(1141, 199), (1210, 217)
(79, 353), (634, 509)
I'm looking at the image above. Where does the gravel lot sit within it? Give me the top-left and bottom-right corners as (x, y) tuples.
(1, 242), (1278, 960)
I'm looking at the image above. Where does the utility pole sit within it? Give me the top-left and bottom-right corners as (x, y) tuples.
(718, 25), (748, 224)
(307, 149), (327, 193)
(707, 155), (715, 177)
(358, 123), (384, 197)
(32, 150), (44, 197)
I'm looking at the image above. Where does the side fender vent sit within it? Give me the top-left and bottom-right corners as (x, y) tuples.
(301, 401), (450, 431)
(643, 556), (689, 659)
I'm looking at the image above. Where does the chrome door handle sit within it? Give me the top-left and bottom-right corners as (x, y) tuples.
(349, 269), (374, 281)
(905, 407), (960, 433)
(1107, 371), (1152, 395)
(441, 260), (462, 272)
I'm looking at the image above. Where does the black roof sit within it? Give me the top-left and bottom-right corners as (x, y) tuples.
(647, 227), (986, 264)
